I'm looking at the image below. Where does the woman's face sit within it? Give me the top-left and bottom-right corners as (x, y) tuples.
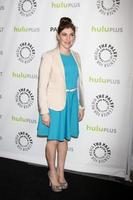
(57, 28), (75, 50)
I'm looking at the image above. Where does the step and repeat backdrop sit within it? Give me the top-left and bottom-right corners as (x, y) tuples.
(0, 0), (133, 180)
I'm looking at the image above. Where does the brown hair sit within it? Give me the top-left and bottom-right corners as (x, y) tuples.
(57, 17), (76, 34)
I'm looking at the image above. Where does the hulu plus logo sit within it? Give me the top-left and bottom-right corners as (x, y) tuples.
(51, 1), (80, 8)
(91, 25), (123, 33)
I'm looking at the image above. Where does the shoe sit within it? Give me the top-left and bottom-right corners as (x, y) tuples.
(60, 181), (68, 189)
(48, 171), (62, 192)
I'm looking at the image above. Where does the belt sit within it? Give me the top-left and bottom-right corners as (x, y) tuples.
(66, 88), (77, 92)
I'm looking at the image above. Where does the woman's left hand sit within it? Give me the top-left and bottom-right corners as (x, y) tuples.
(78, 108), (85, 121)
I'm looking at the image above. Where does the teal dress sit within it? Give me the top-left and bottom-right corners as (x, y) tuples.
(37, 53), (79, 141)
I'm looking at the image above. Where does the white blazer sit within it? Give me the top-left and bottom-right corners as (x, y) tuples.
(38, 47), (85, 115)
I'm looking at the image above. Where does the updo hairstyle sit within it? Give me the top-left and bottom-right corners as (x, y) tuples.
(57, 17), (76, 34)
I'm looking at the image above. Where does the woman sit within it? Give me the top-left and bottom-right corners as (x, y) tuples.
(37, 17), (85, 192)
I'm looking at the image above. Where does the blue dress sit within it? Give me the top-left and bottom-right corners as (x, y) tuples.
(37, 53), (79, 141)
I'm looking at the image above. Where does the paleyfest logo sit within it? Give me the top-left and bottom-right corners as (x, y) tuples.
(94, 44), (117, 67)
(96, 0), (120, 16)
(89, 142), (111, 163)
(18, 0), (37, 17)
(15, 88), (34, 109)
(15, 132), (33, 151)
(92, 94), (114, 117)
(16, 42), (35, 64)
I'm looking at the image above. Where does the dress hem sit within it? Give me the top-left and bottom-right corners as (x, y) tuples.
(37, 134), (78, 142)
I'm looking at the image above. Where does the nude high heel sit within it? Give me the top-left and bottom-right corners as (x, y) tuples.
(56, 169), (68, 189)
(48, 171), (62, 192)
(60, 181), (68, 189)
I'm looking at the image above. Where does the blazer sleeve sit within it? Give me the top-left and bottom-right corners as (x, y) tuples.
(76, 52), (85, 110)
(37, 52), (52, 115)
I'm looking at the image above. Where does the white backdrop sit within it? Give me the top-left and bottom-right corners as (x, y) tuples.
(0, 0), (133, 181)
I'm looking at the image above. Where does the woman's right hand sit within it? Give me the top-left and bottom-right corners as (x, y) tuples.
(41, 113), (50, 127)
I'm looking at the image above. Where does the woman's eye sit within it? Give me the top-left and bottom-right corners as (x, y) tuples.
(61, 33), (75, 37)
(62, 33), (67, 36)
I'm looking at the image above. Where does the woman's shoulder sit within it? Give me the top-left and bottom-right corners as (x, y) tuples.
(71, 49), (81, 61)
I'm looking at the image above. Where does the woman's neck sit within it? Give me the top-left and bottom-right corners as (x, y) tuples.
(59, 46), (71, 55)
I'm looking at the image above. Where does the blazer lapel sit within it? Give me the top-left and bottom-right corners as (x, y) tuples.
(56, 47), (65, 81)
(71, 50), (81, 77)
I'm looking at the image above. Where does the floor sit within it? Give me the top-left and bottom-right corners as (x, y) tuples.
(0, 157), (133, 200)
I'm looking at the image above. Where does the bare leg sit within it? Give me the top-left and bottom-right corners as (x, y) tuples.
(57, 140), (68, 183)
(45, 140), (60, 186)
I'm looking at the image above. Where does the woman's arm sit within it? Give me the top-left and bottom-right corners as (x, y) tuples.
(76, 52), (85, 110)
(38, 52), (52, 115)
